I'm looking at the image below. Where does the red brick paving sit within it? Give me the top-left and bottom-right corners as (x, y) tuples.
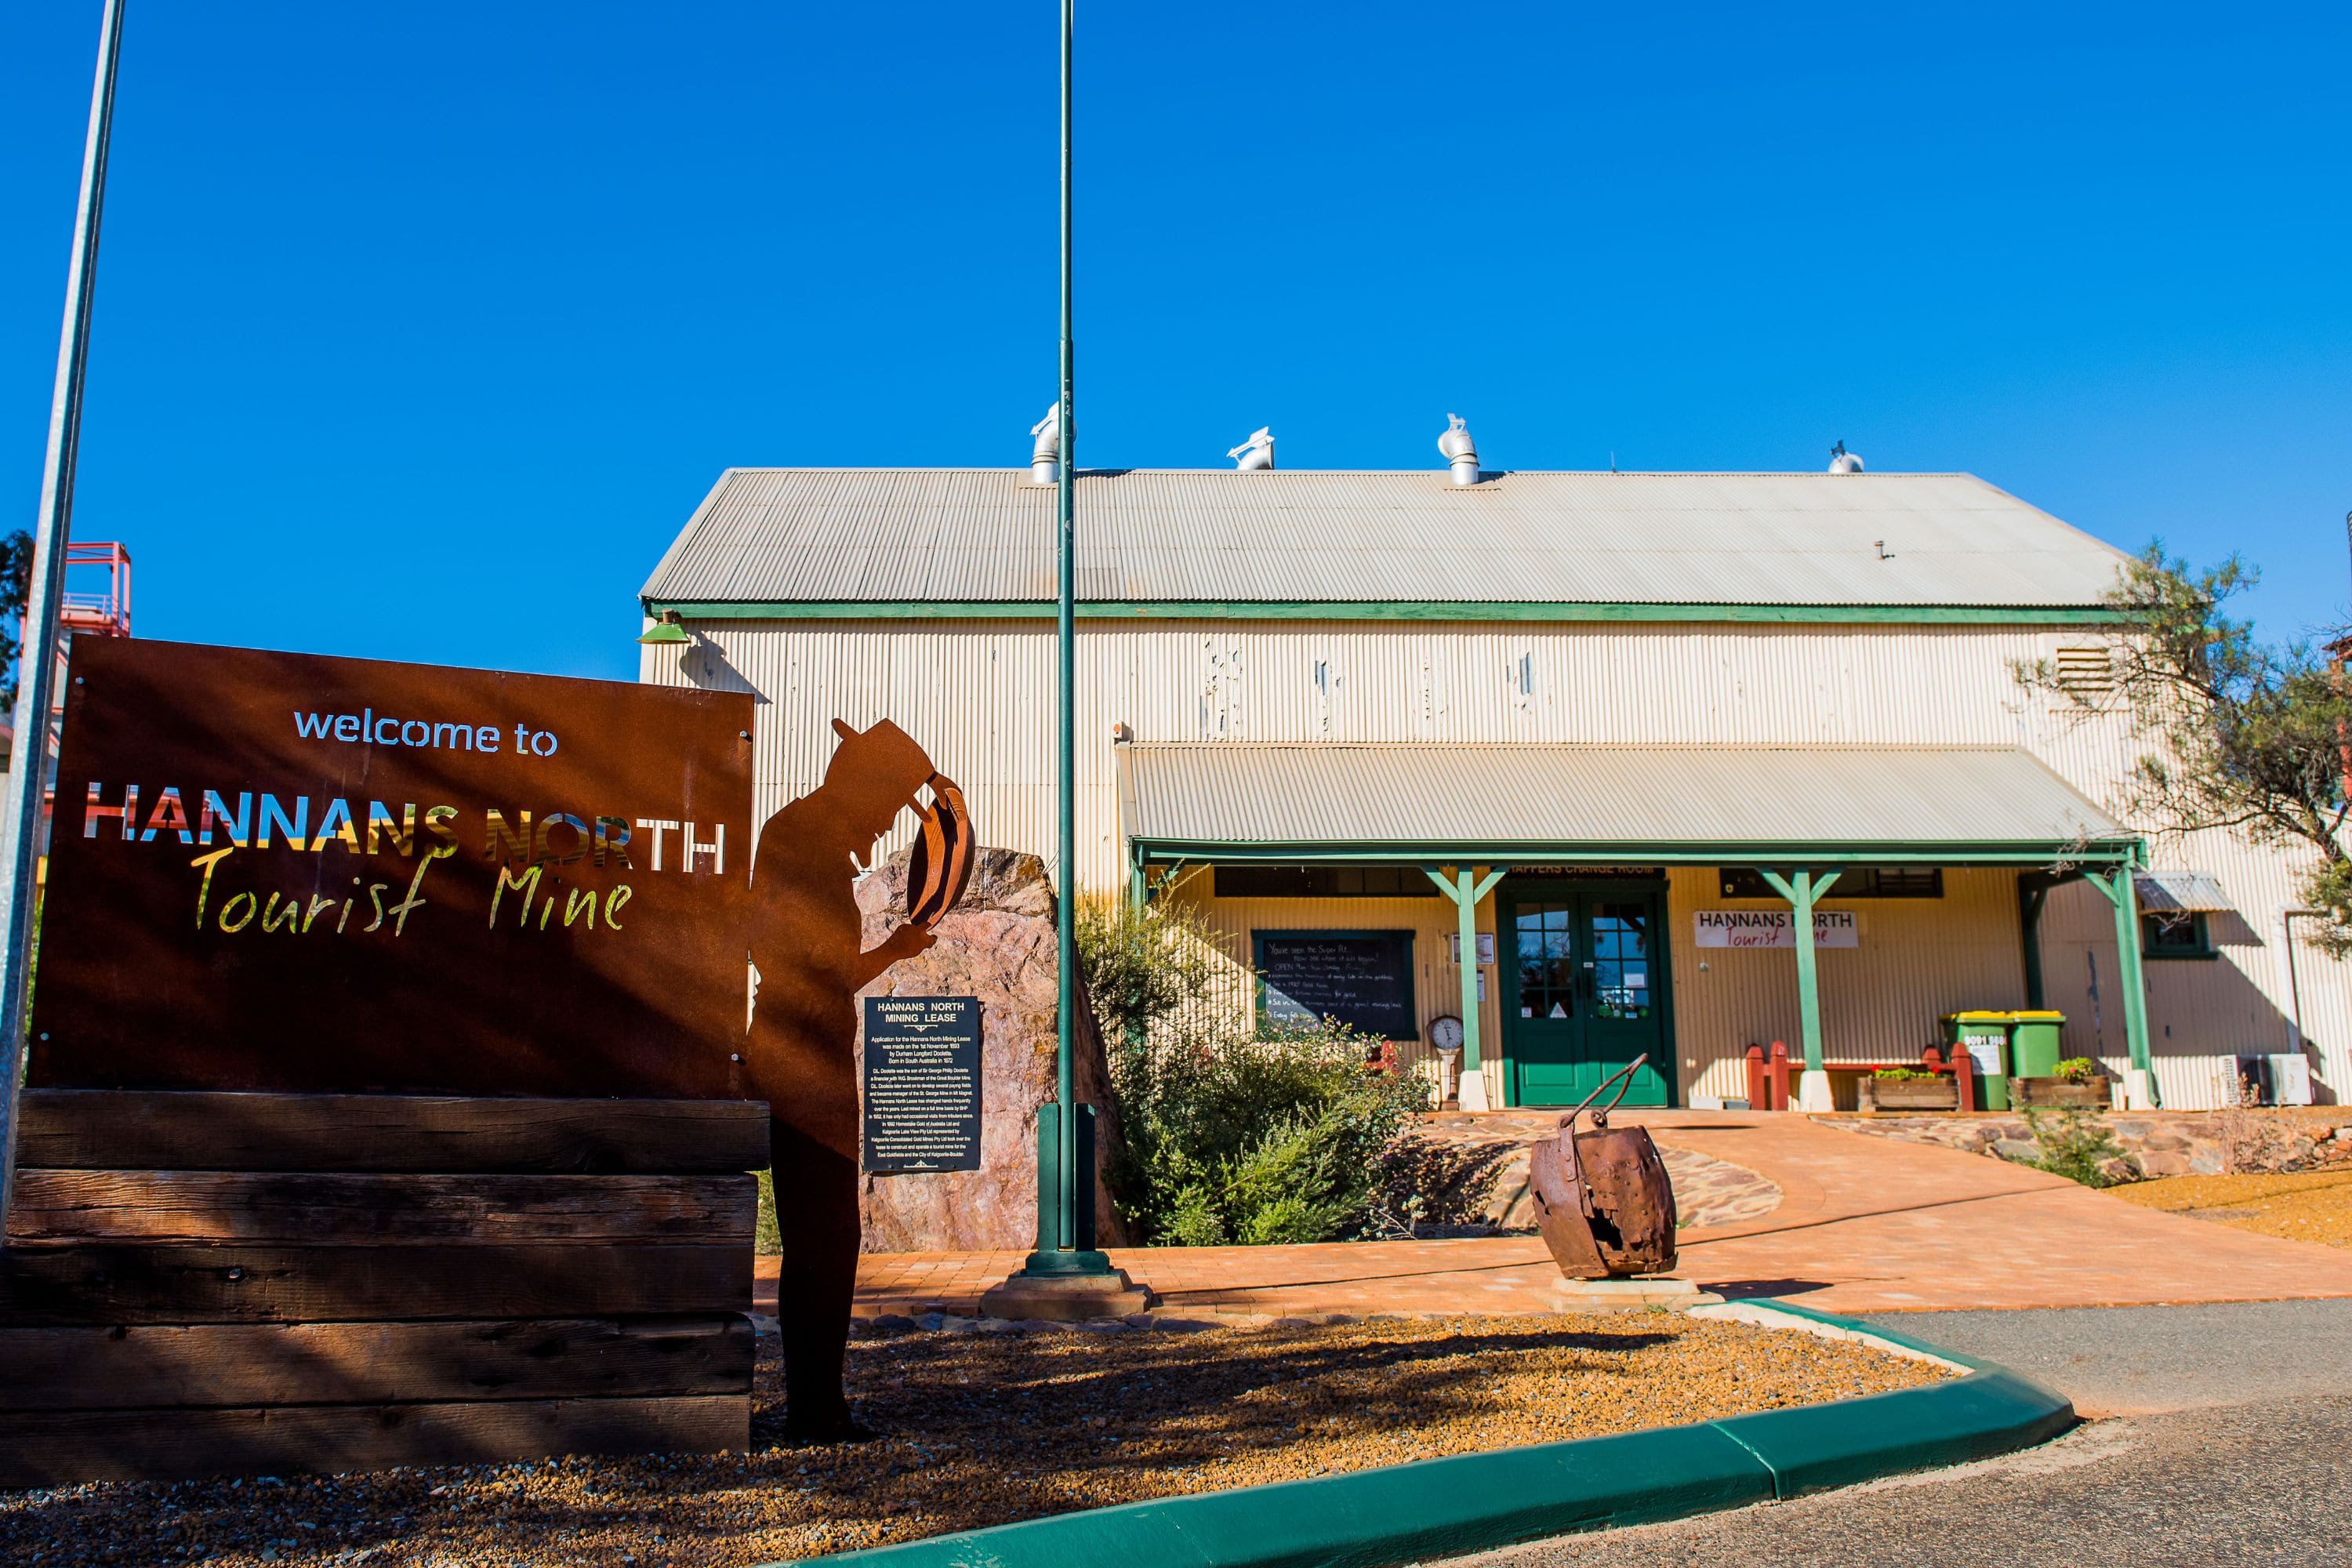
(753, 1111), (2352, 1319)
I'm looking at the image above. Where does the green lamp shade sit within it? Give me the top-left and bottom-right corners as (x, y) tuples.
(637, 612), (691, 646)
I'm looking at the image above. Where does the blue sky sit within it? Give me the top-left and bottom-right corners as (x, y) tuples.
(4, 2), (2347, 681)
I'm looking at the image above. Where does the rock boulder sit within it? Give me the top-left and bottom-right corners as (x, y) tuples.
(852, 846), (1128, 1252)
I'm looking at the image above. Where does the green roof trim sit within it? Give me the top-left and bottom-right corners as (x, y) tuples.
(1129, 840), (2144, 869)
(644, 598), (2128, 626)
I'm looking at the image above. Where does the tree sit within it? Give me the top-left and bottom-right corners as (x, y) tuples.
(2017, 543), (2352, 956)
(0, 529), (33, 717)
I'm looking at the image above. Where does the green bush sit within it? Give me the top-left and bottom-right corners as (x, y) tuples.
(1077, 892), (1433, 1247)
(2020, 1107), (2131, 1188)
(1074, 892), (1225, 1045)
(1872, 1066), (1932, 1081)
(1105, 1018), (1432, 1246)
(2053, 1056), (2098, 1083)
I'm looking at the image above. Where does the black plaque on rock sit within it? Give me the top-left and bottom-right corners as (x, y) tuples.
(1253, 929), (1418, 1041)
(861, 996), (982, 1174)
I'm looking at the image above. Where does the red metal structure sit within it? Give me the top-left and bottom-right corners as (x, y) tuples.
(10, 541), (130, 850)
(55, 541), (131, 641)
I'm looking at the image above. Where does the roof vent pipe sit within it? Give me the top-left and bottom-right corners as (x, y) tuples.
(1029, 403), (1061, 484)
(1828, 439), (1864, 474)
(1439, 413), (1480, 485)
(1227, 427), (1275, 471)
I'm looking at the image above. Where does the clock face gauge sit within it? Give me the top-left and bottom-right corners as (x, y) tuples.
(1429, 1014), (1465, 1052)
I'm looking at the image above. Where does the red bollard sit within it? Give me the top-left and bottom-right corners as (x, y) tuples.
(1767, 1040), (1791, 1112)
(1745, 1044), (1768, 1110)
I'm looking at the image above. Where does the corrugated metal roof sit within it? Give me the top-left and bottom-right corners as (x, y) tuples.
(641, 468), (2131, 608)
(2136, 869), (2238, 913)
(1116, 743), (2129, 853)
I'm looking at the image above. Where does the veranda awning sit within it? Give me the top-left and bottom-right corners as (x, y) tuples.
(2134, 869), (2238, 913)
(1116, 742), (2136, 866)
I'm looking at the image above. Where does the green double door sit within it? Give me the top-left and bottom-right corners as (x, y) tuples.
(1499, 883), (1671, 1108)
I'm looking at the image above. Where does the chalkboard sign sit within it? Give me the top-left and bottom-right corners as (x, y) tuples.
(1254, 929), (1417, 1040)
(862, 996), (983, 1174)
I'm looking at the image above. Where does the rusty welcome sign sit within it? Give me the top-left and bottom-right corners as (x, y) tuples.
(29, 638), (760, 1098)
(29, 636), (979, 1445)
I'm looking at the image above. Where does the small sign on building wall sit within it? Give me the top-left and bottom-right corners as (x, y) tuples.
(1693, 909), (1860, 949)
(1447, 931), (1496, 965)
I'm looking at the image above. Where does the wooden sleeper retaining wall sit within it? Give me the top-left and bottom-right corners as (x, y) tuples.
(0, 1089), (768, 1487)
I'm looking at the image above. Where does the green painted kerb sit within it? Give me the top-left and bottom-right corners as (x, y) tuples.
(774, 1301), (2075, 1568)
(646, 598), (2129, 627)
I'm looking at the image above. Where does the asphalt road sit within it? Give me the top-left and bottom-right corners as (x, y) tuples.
(1439, 1300), (2352, 1568)
(1863, 1299), (2352, 1414)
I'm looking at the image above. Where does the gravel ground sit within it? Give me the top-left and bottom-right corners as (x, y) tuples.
(0, 1312), (1944, 1568)
(2107, 1168), (2352, 1248)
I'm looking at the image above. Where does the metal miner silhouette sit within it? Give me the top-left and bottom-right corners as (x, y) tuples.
(745, 717), (974, 1439)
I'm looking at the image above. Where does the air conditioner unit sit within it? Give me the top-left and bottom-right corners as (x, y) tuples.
(2226, 1056), (2263, 1107)
(2269, 1054), (2314, 1108)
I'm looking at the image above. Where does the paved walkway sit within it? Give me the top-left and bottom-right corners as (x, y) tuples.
(758, 1110), (2352, 1319)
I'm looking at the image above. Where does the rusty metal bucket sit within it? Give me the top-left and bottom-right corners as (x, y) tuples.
(1527, 1054), (1678, 1279)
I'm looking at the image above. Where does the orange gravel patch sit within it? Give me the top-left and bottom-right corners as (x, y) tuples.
(2109, 1169), (2352, 1250)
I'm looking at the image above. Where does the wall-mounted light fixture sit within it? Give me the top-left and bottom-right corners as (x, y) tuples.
(637, 609), (691, 647)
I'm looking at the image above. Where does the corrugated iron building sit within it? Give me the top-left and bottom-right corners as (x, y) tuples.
(640, 465), (2343, 1115)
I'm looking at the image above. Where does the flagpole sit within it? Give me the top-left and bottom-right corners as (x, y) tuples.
(0, 0), (129, 1234)
(1008, 0), (1114, 1285)
(1053, 0), (1080, 1256)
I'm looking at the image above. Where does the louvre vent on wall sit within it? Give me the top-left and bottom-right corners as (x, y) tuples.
(2053, 647), (2117, 696)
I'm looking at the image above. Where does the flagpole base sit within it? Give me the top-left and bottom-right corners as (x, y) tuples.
(981, 1261), (1155, 1322)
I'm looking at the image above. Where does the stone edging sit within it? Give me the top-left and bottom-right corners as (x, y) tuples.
(777, 1301), (2077, 1568)
(1812, 1108), (2352, 1179)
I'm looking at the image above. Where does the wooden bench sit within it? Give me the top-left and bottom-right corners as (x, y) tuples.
(1, 1090), (768, 1487)
(1744, 1043), (1978, 1112)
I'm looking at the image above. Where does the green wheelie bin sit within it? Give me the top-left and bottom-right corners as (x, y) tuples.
(2006, 1010), (2067, 1080)
(1941, 1011), (2013, 1112)
(1941, 1011), (2069, 1111)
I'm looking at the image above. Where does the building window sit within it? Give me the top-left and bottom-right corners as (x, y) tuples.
(1215, 866), (1439, 899)
(2142, 911), (2214, 960)
(1718, 867), (1944, 900)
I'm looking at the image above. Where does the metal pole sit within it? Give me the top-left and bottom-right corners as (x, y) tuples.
(1053, 0), (1078, 1256)
(2282, 909), (2321, 1058)
(0, 0), (128, 1235)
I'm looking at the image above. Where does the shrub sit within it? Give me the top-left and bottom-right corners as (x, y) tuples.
(1074, 892), (1226, 1045)
(1078, 891), (1435, 1246)
(1106, 1017), (1432, 1246)
(1872, 1066), (1931, 1081)
(2053, 1057), (2099, 1084)
(2019, 1107), (2131, 1188)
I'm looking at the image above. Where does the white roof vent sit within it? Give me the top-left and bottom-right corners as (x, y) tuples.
(1828, 440), (1864, 474)
(1029, 403), (1062, 485)
(1438, 413), (1481, 485)
(1227, 426), (1275, 471)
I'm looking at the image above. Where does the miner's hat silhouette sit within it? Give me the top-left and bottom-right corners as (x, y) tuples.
(827, 717), (938, 808)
